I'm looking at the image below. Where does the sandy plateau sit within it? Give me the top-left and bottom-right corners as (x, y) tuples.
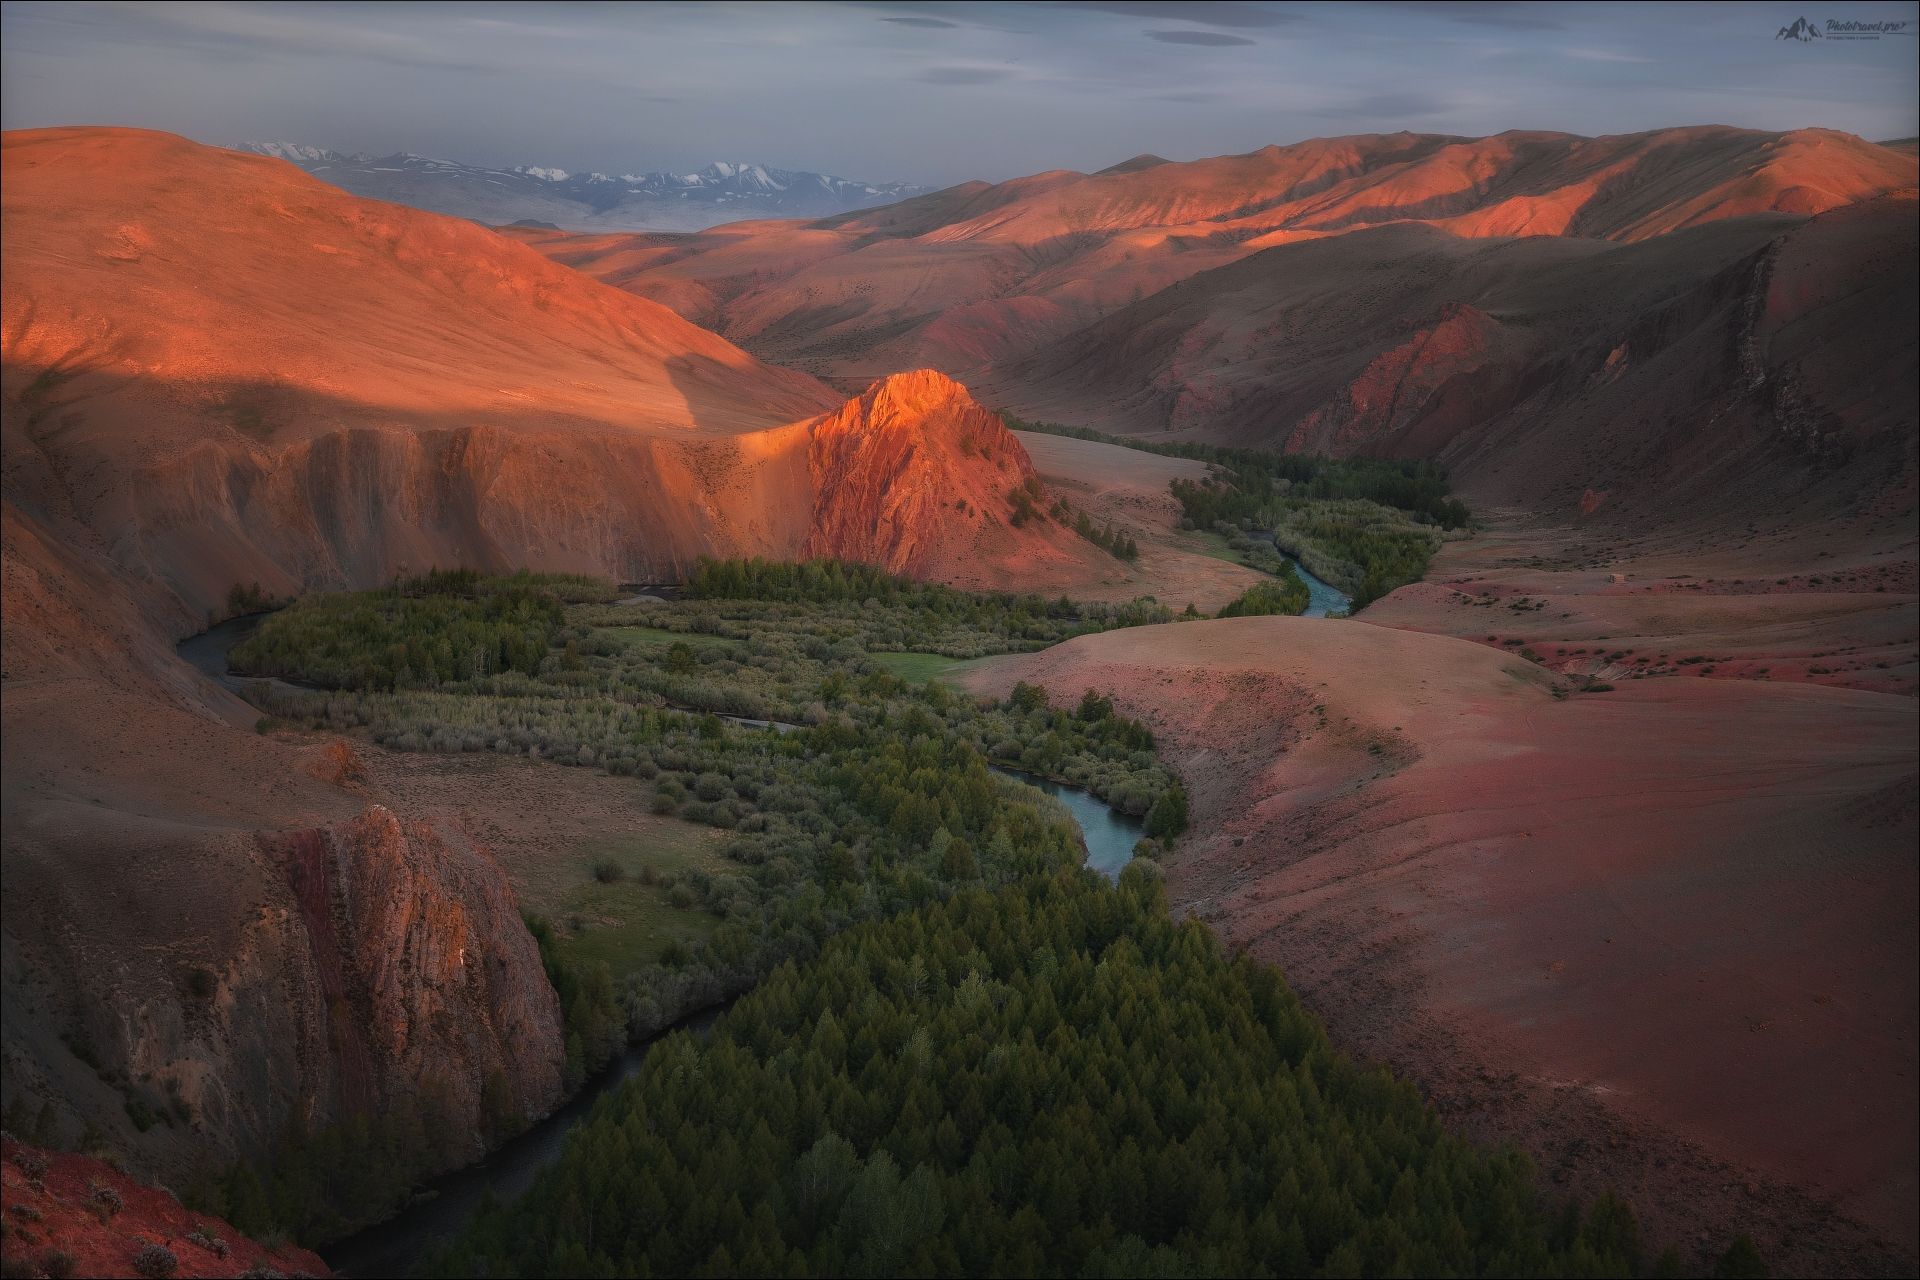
(962, 615), (1917, 1275)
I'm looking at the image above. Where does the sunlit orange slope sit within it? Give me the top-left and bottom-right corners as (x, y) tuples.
(2, 127), (832, 440)
(0, 128), (1092, 620)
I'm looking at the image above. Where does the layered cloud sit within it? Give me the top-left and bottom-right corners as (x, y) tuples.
(3, 0), (1915, 186)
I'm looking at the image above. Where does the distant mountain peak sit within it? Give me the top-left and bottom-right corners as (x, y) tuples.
(230, 141), (928, 232)
(239, 140), (353, 165)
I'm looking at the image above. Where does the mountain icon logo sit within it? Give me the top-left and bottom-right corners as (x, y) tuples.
(1776, 16), (1823, 40)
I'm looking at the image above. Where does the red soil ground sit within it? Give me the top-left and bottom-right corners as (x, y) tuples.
(1367, 519), (1919, 697)
(1, 1137), (326, 1278)
(962, 616), (1918, 1276)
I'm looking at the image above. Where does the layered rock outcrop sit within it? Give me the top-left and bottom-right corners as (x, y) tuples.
(803, 369), (1102, 584)
(0, 644), (565, 1183)
(263, 807), (563, 1152)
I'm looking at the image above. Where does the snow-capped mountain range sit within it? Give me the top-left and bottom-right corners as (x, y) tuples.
(233, 142), (930, 232)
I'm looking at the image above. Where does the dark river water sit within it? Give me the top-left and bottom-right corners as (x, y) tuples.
(322, 1005), (725, 1277)
(176, 612), (269, 681)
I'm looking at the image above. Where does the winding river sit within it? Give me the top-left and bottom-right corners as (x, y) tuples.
(989, 767), (1147, 881)
(1248, 532), (1353, 617)
(177, 620), (1148, 1275)
(176, 612), (272, 684)
(318, 768), (1143, 1277)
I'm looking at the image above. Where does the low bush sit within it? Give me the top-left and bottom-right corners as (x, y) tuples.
(131, 1243), (178, 1279)
(88, 1182), (123, 1222)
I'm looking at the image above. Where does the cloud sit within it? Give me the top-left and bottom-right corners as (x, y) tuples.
(1387, 2), (1567, 32)
(916, 65), (1014, 85)
(1146, 30), (1257, 47)
(1057, 2), (1300, 29)
(881, 16), (960, 28)
(5, 0), (1914, 190)
(75, 0), (499, 71)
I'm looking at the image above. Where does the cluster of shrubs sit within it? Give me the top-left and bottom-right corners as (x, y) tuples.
(1252, 500), (1450, 606)
(6, 1248), (75, 1279)
(130, 1244), (176, 1278)
(1069, 508), (1139, 560)
(229, 569), (615, 691)
(1007, 476), (1046, 526)
(1213, 520), (1292, 576)
(1216, 568), (1311, 619)
(1001, 480), (1140, 561)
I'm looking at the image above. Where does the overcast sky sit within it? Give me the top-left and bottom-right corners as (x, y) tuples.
(4, 1), (1916, 185)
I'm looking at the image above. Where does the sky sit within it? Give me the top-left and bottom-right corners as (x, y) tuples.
(3, 1), (1916, 186)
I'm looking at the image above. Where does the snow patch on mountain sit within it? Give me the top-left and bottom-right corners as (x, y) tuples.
(232, 142), (929, 231)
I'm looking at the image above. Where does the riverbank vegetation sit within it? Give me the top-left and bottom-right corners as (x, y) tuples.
(228, 569), (613, 690)
(1258, 499), (1448, 607)
(1209, 521), (1292, 578)
(1217, 570), (1310, 619)
(1004, 414), (1470, 606)
(241, 564), (1184, 1060)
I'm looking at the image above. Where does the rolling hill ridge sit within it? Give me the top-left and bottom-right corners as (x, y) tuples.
(507, 125), (1916, 390)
